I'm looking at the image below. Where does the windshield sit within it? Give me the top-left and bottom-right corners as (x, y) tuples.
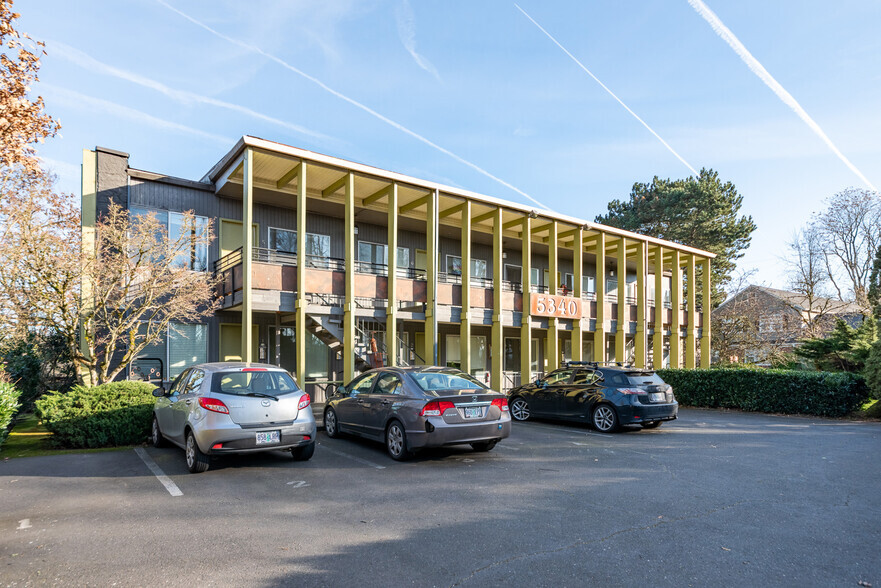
(210, 370), (300, 396)
(412, 371), (488, 394)
(623, 372), (666, 386)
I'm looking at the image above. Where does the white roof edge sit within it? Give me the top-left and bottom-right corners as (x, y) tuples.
(205, 136), (716, 259)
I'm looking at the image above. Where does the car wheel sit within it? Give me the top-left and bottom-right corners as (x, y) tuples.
(291, 442), (315, 461)
(151, 415), (166, 448)
(185, 430), (210, 473)
(385, 420), (411, 461)
(591, 404), (619, 433)
(509, 397), (530, 421)
(470, 440), (498, 452)
(324, 408), (340, 438)
(641, 421), (662, 429)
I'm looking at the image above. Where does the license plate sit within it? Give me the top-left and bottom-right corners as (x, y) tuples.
(256, 430), (280, 445)
(650, 393), (665, 403)
(464, 406), (482, 419)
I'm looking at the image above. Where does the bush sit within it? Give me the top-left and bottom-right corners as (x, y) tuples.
(0, 380), (21, 447)
(658, 368), (870, 418)
(35, 381), (157, 448)
(0, 333), (76, 409)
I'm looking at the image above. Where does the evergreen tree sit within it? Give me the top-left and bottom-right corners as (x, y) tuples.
(795, 316), (875, 372)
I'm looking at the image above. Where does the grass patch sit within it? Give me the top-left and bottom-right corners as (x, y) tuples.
(861, 399), (881, 419)
(1, 413), (134, 459)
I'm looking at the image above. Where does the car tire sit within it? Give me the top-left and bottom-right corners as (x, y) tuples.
(291, 442), (315, 461)
(151, 415), (166, 448)
(641, 421), (662, 429)
(509, 397), (530, 421)
(185, 430), (210, 473)
(591, 404), (619, 433)
(385, 420), (411, 461)
(324, 408), (340, 438)
(470, 440), (498, 452)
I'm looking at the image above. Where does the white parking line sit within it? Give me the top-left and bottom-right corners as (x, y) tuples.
(319, 444), (386, 470)
(520, 422), (614, 438)
(495, 444), (520, 450)
(134, 447), (183, 497)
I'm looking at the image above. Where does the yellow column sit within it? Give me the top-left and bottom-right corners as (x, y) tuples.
(686, 254), (697, 369)
(343, 172), (355, 382)
(242, 147), (254, 364)
(670, 250), (682, 369)
(387, 183), (398, 367)
(520, 216), (532, 381)
(461, 201), (472, 374)
(615, 237), (627, 363)
(701, 258), (712, 368)
(594, 233), (606, 362)
(491, 208), (504, 390)
(572, 227), (584, 361)
(653, 245), (664, 369)
(634, 240), (646, 368)
(295, 163), (308, 384)
(547, 222), (559, 371)
(424, 190), (438, 364)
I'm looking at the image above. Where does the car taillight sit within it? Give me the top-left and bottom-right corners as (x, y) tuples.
(420, 400), (455, 416)
(199, 397), (230, 414)
(491, 398), (509, 412)
(619, 388), (643, 395)
(298, 394), (311, 410)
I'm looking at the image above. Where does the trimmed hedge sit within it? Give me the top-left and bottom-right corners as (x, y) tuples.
(0, 380), (21, 447)
(35, 381), (157, 448)
(658, 368), (869, 417)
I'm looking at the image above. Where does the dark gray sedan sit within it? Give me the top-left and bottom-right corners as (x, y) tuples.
(323, 366), (511, 460)
(151, 362), (317, 472)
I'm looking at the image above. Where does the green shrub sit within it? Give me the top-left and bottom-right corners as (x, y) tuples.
(0, 380), (21, 447)
(658, 368), (869, 418)
(35, 381), (157, 448)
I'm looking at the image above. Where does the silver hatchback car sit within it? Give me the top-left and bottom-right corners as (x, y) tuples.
(151, 362), (317, 473)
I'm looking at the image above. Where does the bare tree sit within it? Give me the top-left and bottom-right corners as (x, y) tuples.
(784, 226), (840, 338)
(813, 188), (881, 311)
(0, 0), (60, 176)
(0, 173), (219, 386)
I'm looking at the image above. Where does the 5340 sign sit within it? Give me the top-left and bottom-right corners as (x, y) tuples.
(530, 294), (582, 319)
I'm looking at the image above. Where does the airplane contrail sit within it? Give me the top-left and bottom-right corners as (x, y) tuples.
(515, 4), (699, 177)
(686, 0), (877, 192)
(155, 0), (554, 211)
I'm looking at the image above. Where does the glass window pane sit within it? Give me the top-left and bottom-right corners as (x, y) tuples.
(397, 247), (409, 268)
(446, 335), (461, 367)
(470, 336), (486, 373)
(168, 323), (207, 379)
(447, 256), (462, 275)
(271, 228), (297, 253)
(305, 332), (328, 379)
(471, 259), (487, 278)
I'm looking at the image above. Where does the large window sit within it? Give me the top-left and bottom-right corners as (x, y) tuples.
(269, 228), (330, 258)
(134, 322), (208, 380)
(445, 335), (487, 375)
(130, 207), (209, 271)
(446, 256), (487, 278)
(358, 241), (410, 270)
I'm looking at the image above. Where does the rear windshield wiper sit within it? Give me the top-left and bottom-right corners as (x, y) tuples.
(245, 392), (279, 401)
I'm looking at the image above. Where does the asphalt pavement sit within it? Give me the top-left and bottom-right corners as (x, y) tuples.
(1, 408), (879, 587)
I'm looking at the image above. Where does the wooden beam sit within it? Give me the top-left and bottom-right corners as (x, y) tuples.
(321, 174), (348, 198)
(276, 162), (301, 190)
(399, 194), (429, 214)
(503, 217), (524, 230)
(471, 209), (497, 225)
(439, 202), (466, 218)
(531, 222), (554, 234)
(362, 185), (391, 206)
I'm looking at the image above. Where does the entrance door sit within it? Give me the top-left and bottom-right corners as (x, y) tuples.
(219, 324), (259, 362)
(220, 219), (259, 257)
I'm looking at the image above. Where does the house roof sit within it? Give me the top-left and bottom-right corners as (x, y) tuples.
(739, 285), (864, 316)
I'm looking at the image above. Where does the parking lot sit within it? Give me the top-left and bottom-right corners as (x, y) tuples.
(2, 408), (879, 587)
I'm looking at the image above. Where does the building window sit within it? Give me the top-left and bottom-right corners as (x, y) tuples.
(531, 268), (541, 287)
(564, 273), (574, 291)
(131, 207), (209, 271)
(505, 264), (522, 284)
(583, 275), (595, 294)
(446, 256), (487, 278)
(135, 321), (208, 380)
(445, 335), (487, 375)
(270, 228), (330, 258)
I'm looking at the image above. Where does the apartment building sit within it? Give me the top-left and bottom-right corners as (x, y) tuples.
(82, 137), (714, 405)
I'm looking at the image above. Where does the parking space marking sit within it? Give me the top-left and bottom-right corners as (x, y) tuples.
(134, 447), (183, 497)
(496, 444), (520, 450)
(319, 444), (387, 470)
(519, 422), (614, 438)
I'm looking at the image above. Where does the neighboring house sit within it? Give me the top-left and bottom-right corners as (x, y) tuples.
(81, 138), (715, 402)
(713, 285), (864, 364)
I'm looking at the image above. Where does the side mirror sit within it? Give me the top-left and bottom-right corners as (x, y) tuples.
(336, 385), (347, 397)
(152, 386), (166, 397)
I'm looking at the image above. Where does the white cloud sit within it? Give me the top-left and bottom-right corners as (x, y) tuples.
(395, 0), (442, 82)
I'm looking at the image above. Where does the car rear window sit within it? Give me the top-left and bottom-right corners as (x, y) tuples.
(412, 372), (488, 394)
(622, 372), (666, 386)
(210, 370), (300, 396)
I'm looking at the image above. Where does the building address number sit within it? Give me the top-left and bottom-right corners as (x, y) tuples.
(530, 294), (583, 319)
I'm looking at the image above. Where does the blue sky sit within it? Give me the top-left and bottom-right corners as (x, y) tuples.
(22, 0), (881, 290)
